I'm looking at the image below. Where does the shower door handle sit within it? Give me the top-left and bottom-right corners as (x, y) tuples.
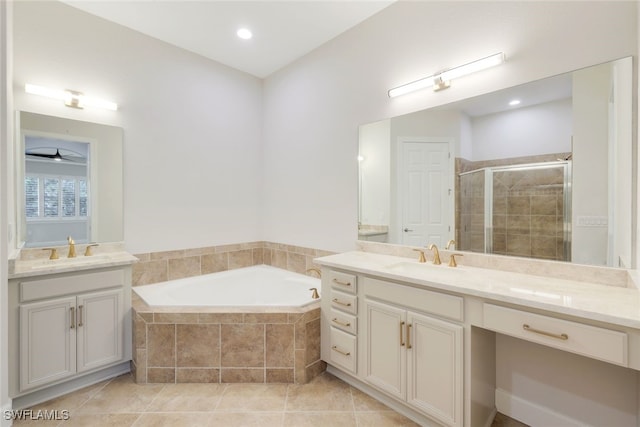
(403, 228), (413, 232)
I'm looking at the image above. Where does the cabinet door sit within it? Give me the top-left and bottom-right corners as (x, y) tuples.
(76, 289), (124, 372)
(19, 296), (77, 391)
(407, 311), (463, 427)
(364, 299), (406, 400)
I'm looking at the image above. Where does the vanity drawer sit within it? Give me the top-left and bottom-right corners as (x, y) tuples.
(20, 269), (125, 302)
(330, 327), (357, 373)
(483, 304), (628, 366)
(330, 308), (357, 335)
(363, 277), (463, 322)
(328, 270), (357, 294)
(330, 290), (358, 315)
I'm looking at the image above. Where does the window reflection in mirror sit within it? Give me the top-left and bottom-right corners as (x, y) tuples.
(17, 112), (124, 249)
(358, 56), (634, 268)
(24, 137), (91, 247)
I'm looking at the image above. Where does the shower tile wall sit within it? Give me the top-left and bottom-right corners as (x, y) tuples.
(492, 167), (566, 261)
(457, 154), (568, 261)
(458, 171), (485, 253)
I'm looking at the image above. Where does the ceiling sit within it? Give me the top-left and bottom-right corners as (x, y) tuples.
(61, 0), (395, 78)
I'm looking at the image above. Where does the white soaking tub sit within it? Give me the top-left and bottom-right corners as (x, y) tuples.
(133, 264), (321, 307)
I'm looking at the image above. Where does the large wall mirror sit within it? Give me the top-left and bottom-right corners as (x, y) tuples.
(359, 56), (634, 268)
(16, 111), (124, 248)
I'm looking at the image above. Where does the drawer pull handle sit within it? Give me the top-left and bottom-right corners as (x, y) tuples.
(331, 345), (351, 356)
(70, 307), (75, 329)
(400, 321), (405, 346)
(407, 323), (412, 349)
(332, 318), (351, 327)
(332, 278), (352, 287)
(332, 298), (352, 307)
(523, 324), (568, 341)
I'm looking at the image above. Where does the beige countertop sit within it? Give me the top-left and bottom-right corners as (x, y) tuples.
(315, 251), (640, 329)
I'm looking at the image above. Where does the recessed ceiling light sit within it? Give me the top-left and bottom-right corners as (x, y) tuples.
(237, 28), (252, 40)
(509, 99), (521, 106)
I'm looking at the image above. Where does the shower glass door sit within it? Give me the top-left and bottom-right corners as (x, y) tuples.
(489, 162), (571, 261)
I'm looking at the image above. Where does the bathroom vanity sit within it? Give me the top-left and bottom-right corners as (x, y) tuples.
(7, 245), (137, 409)
(316, 250), (640, 427)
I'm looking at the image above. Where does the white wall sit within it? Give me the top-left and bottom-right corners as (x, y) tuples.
(358, 119), (390, 227)
(470, 98), (572, 161)
(262, 1), (637, 253)
(261, 1), (638, 424)
(12, 1), (263, 254)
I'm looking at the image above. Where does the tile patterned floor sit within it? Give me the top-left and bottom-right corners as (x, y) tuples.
(12, 372), (528, 426)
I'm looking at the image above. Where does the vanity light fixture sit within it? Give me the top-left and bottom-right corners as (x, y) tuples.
(388, 52), (505, 98)
(25, 83), (118, 111)
(509, 99), (521, 106)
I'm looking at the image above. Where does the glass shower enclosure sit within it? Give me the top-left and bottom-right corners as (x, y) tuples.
(458, 161), (571, 262)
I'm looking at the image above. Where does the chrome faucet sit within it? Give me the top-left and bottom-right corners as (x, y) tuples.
(67, 236), (76, 258)
(428, 244), (441, 265)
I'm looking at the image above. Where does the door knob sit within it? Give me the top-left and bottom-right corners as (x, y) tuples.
(403, 228), (413, 232)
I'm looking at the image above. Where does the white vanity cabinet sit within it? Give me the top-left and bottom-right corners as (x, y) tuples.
(9, 266), (132, 405)
(19, 288), (124, 391)
(321, 269), (464, 427)
(322, 270), (358, 374)
(363, 277), (463, 427)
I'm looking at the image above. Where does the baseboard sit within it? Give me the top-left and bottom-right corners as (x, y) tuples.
(495, 388), (584, 427)
(11, 362), (130, 411)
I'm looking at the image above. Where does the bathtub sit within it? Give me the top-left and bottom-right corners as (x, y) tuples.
(131, 265), (325, 384)
(133, 264), (321, 307)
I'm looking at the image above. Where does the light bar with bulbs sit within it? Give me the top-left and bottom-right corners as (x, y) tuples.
(388, 52), (505, 98)
(25, 83), (118, 111)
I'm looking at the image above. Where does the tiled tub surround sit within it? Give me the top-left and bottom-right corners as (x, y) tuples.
(130, 242), (331, 385)
(131, 300), (324, 385)
(132, 241), (334, 286)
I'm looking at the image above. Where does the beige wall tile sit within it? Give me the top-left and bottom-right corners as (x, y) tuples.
(167, 256), (201, 280)
(199, 313), (243, 324)
(147, 324), (175, 367)
(305, 318), (321, 365)
(229, 249), (253, 269)
(221, 324), (265, 367)
(151, 250), (185, 260)
(263, 248), (273, 265)
(184, 246), (216, 257)
(220, 368), (265, 383)
(272, 250), (287, 269)
(134, 314), (146, 349)
(147, 367), (175, 383)
(132, 260), (167, 286)
(266, 324), (294, 368)
(176, 368), (220, 383)
(294, 350), (306, 384)
(154, 313), (199, 324)
(287, 252), (306, 274)
(245, 313), (288, 324)
(252, 248), (264, 265)
(201, 253), (228, 274)
(266, 368), (294, 383)
(177, 324), (220, 368)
